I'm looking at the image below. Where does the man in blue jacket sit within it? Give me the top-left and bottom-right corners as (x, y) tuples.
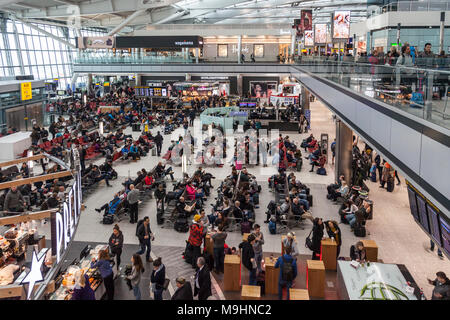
(274, 246), (297, 300)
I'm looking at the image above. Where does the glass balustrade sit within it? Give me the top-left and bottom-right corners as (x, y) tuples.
(74, 52), (193, 64)
(294, 56), (450, 130)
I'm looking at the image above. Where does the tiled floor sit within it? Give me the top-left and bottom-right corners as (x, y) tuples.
(37, 100), (449, 299)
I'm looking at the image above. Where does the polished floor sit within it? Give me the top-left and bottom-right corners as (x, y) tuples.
(37, 100), (449, 299)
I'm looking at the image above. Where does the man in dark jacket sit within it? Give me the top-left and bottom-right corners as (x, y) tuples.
(4, 186), (27, 215)
(194, 257), (212, 300)
(311, 218), (324, 260)
(239, 234), (256, 285)
(154, 131), (163, 156)
(172, 277), (193, 300)
(136, 216), (154, 262)
(428, 271), (450, 300)
(274, 246), (298, 300)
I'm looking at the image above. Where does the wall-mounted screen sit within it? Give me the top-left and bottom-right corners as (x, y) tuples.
(428, 205), (442, 246)
(439, 216), (450, 256)
(333, 10), (351, 39)
(417, 196), (430, 233)
(407, 187), (420, 222)
(304, 30), (314, 47)
(314, 24), (327, 44)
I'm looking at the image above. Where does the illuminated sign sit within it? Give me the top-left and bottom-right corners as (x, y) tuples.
(333, 11), (351, 39)
(314, 24), (327, 44)
(21, 248), (49, 299)
(21, 82), (32, 101)
(52, 172), (82, 263)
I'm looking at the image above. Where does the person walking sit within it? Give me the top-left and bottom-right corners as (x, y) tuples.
(239, 234), (257, 285)
(311, 218), (324, 260)
(429, 240), (444, 259)
(171, 277), (193, 300)
(188, 214), (206, 269)
(194, 257), (212, 300)
(274, 247), (297, 300)
(282, 232), (299, 260)
(90, 249), (114, 300)
(150, 257), (166, 300)
(127, 254), (145, 300)
(127, 184), (140, 223)
(108, 224), (124, 271)
(427, 271), (450, 300)
(136, 216), (154, 263)
(211, 225), (227, 274)
(154, 131), (163, 156)
(251, 224), (265, 273)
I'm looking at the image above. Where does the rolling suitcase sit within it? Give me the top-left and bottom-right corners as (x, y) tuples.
(354, 224), (366, 237)
(151, 148), (157, 156)
(296, 159), (302, 172)
(386, 177), (395, 192)
(156, 211), (164, 225)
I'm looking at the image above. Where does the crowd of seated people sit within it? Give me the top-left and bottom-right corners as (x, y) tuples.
(208, 166), (260, 232)
(301, 134), (327, 174)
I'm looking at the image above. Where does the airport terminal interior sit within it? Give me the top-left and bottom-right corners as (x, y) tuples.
(0, 0), (448, 302)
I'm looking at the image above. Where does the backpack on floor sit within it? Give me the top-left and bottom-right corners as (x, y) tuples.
(174, 218), (189, 233)
(317, 167), (327, 175)
(241, 221), (251, 234)
(268, 220), (277, 234)
(102, 214), (114, 225)
(354, 225), (366, 237)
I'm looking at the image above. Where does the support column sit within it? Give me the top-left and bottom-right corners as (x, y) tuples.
(135, 73), (142, 86)
(185, 73), (191, 81)
(196, 47), (199, 64)
(396, 23), (401, 47)
(353, 34), (357, 57)
(290, 31), (296, 61)
(335, 119), (353, 185)
(237, 74), (243, 96)
(87, 73), (93, 95)
(439, 12), (445, 53)
(237, 35), (242, 64)
(301, 86), (310, 110)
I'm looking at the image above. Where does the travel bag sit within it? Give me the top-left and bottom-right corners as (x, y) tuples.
(386, 177), (395, 192)
(102, 214), (114, 225)
(241, 221), (251, 234)
(354, 225), (366, 237)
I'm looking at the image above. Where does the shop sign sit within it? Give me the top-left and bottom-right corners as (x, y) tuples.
(21, 248), (49, 299)
(52, 172), (82, 263)
(175, 40), (194, 46)
(21, 82), (32, 101)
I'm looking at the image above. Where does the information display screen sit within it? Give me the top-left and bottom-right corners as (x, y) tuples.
(333, 10), (351, 39)
(439, 216), (450, 256)
(417, 196), (430, 233)
(407, 187), (420, 222)
(428, 205), (442, 246)
(135, 86), (168, 97)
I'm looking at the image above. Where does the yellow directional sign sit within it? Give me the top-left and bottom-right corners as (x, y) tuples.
(21, 82), (32, 101)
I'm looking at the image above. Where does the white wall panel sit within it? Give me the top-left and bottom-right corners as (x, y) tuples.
(390, 119), (422, 173)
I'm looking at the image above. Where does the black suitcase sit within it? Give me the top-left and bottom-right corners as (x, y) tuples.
(156, 211), (164, 225)
(174, 218), (189, 233)
(307, 194), (313, 207)
(386, 178), (394, 192)
(354, 225), (366, 237)
(132, 123), (141, 132)
(183, 242), (192, 264)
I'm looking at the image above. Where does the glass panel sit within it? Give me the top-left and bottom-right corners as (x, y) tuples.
(28, 51), (36, 65)
(8, 34), (16, 49)
(41, 37), (48, 50)
(43, 51), (50, 64)
(254, 44), (264, 57)
(33, 36), (41, 50)
(218, 44), (228, 57)
(32, 66), (39, 78)
(22, 24), (31, 35)
(14, 67), (21, 75)
(21, 51), (28, 65)
(10, 51), (19, 66)
(0, 51), (4, 67)
(35, 51), (43, 65)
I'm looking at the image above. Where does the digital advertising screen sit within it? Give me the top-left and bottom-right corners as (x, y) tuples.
(428, 204), (442, 246)
(407, 187), (420, 222)
(417, 196), (430, 233)
(304, 30), (314, 47)
(314, 24), (328, 44)
(333, 10), (351, 39)
(439, 216), (450, 256)
(239, 102), (248, 107)
(296, 9), (312, 36)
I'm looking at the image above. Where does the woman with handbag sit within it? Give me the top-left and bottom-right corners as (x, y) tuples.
(150, 257), (166, 300)
(127, 254), (145, 300)
(90, 249), (114, 300)
(109, 225), (123, 272)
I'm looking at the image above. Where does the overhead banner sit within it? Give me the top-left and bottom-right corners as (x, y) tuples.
(300, 10), (313, 31)
(304, 30), (314, 47)
(76, 36), (115, 49)
(333, 10), (351, 39)
(314, 24), (327, 44)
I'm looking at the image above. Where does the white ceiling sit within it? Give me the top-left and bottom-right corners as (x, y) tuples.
(0, 0), (369, 34)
